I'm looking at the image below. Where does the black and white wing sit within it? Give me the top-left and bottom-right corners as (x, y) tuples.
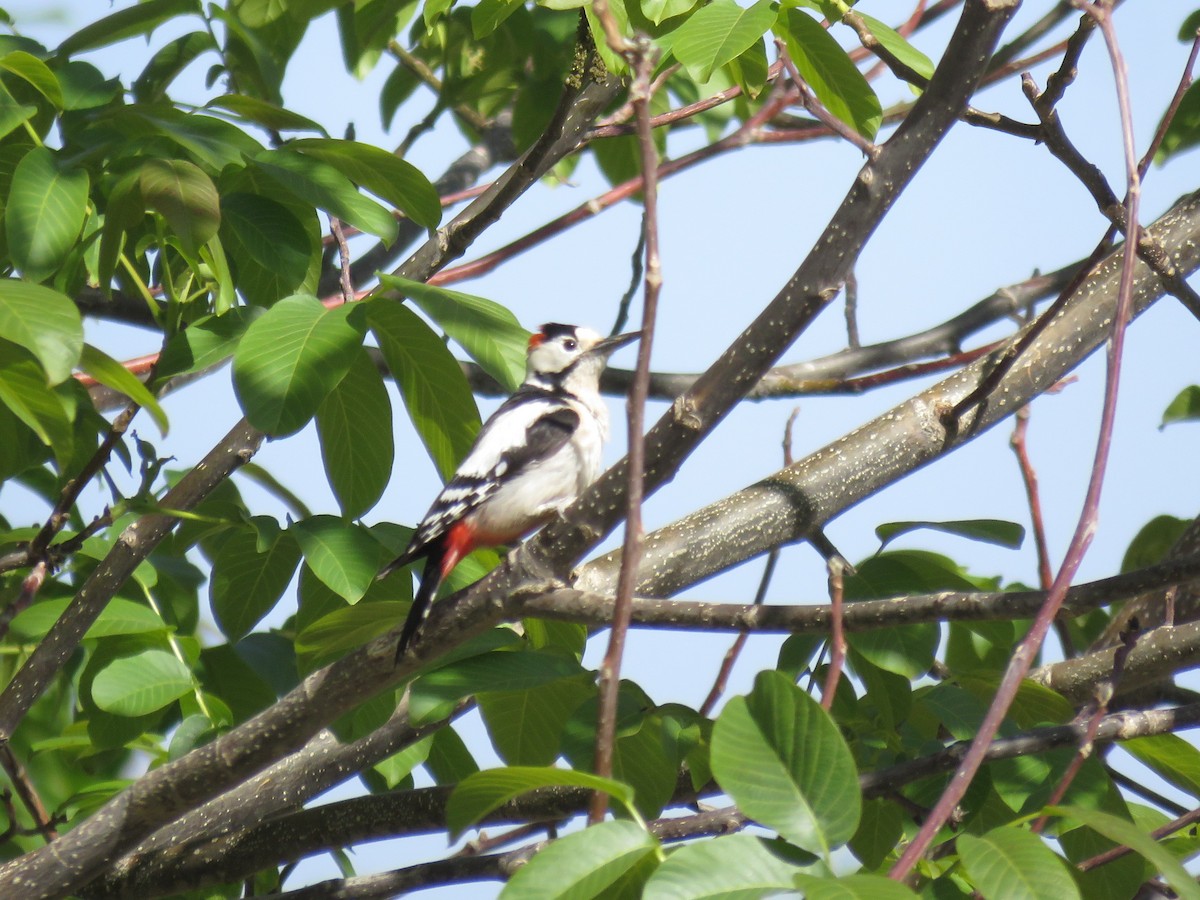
(386, 388), (580, 569)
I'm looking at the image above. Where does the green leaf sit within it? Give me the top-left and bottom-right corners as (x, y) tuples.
(479, 677), (594, 765)
(11, 597), (167, 640)
(1159, 82), (1200, 163)
(251, 149), (398, 244)
(232, 294), (365, 436)
(289, 138), (440, 231)
(670, 0), (778, 83)
(367, 299), (481, 480)
(219, 192), (315, 308)
(643, 833), (796, 899)
(849, 798), (904, 870)
(472, 0), (524, 38)
(501, 819), (657, 899)
(846, 622), (938, 680)
(209, 526), (302, 642)
(207, 95), (327, 135)
(133, 30), (217, 102)
(957, 828), (1080, 900)
(138, 157), (221, 255)
(1162, 384), (1200, 426)
(0, 280), (83, 384)
(382, 276), (528, 392)
(316, 348), (393, 519)
(155, 307), (263, 382)
(642, 0), (700, 27)
(1122, 733), (1200, 801)
(0, 51), (63, 110)
(295, 601), (406, 660)
(92, 648), (193, 716)
(6, 147), (90, 282)
(794, 873), (917, 900)
(0, 81), (36, 140)
(449, 767), (638, 839)
(0, 339), (73, 466)
(1050, 805), (1200, 900)
(854, 13), (934, 81)
(58, 0), (201, 55)
(779, 9), (882, 139)
(425, 725), (480, 785)
(875, 519), (1024, 552)
(291, 516), (384, 603)
(710, 670), (860, 858)
(410, 650), (587, 725)
(78, 344), (169, 434)
(1121, 514), (1188, 573)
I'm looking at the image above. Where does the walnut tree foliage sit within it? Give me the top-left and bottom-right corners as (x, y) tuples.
(2, 0), (1200, 898)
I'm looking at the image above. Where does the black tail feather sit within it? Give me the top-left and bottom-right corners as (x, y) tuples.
(395, 552), (444, 663)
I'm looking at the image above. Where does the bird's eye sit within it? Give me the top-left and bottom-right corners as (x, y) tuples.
(563, 339), (578, 351)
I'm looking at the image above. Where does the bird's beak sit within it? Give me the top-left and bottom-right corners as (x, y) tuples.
(591, 331), (641, 357)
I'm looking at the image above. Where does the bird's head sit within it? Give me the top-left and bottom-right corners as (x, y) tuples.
(525, 323), (639, 392)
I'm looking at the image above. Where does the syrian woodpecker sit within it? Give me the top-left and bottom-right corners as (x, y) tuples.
(381, 323), (640, 657)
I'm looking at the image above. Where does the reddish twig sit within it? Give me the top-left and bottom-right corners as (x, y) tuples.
(819, 557), (849, 711)
(1078, 805), (1200, 872)
(1010, 408), (1053, 592)
(890, 0), (1143, 877)
(589, 40), (662, 825)
(779, 41), (880, 159)
(329, 217), (355, 306)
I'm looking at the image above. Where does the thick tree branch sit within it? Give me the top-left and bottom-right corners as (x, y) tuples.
(573, 188), (1200, 599)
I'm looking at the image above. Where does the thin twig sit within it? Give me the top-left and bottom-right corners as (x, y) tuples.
(890, 0), (1143, 876)
(589, 39), (661, 825)
(820, 557), (848, 710)
(1078, 806), (1200, 872)
(329, 217), (355, 306)
(611, 221), (645, 337)
(0, 744), (56, 843)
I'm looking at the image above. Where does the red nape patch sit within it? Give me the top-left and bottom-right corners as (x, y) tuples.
(527, 332), (546, 350)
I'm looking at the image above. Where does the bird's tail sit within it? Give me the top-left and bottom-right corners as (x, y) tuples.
(395, 551), (445, 663)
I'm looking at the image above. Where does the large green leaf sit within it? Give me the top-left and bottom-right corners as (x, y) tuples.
(133, 30), (217, 102)
(11, 597), (167, 640)
(209, 526), (302, 642)
(779, 9), (882, 139)
(642, 833), (796, 899)
(251, 149), (398, 244)
(295, 601), (406, 661)
(291, 515), (384, 603)
(0, 279), (83, 384)
(316, 348), (393, 519)
(289, 138), (440, 230)
(58, 0), (201, 54)
(6, 146), (90, 282)
(367, 299), (480, 480)
(379, 275), (528, 391)
(410, 650), (587, 725)
(0, 81), (36, 141)
(479, 677), (594, 765)
(1051, 806), (1200, 900)
(874, 519), (1024, 552)
(448, 766), (638, 839)
(219, 192), (315, 307)
(854, 13), (934, 81)
(0, 338), (73, 466)
(793, 873), (916, 900)
(206, 95), (327, 135)
(957, 828), (1080, 900)
(1122, 733), (1200, 800)
(232, 294), (366, 436)
(670, 0), (777, 83)
(155, 307), (262, 382)
(138, 157), (220, 254)
(711, 670), (860, 858)
(92, 648), (193, 716)
(0, 51), (63, 110)
(78, 344), (169, 434)
(500, 819), (657, 899)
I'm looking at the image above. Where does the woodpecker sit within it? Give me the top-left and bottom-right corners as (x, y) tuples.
(381, 323), (640, 657)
